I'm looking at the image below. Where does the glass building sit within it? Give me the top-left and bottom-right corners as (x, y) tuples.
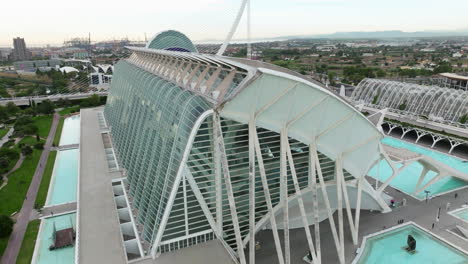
(104, 30), (391, 264)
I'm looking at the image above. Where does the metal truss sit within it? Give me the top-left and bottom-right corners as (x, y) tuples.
(125, 47), (250, 105)
(351, 78), (468, 127)
(384, 121), (467, 153)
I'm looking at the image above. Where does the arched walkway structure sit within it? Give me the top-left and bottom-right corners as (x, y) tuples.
(351, 79), (468, 128)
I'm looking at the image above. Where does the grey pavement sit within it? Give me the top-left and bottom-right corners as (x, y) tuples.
(252, 179), (468, 264)
(132, 240), (235, 264)
(78, 108), (127, 264)
(30, 202), (77, 220)
(1, 113), (59, 264)
(58, 144), (79, 150)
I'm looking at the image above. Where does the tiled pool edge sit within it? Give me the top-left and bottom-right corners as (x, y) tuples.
(351, 221), (468, 264)
(74, 109), (82, 264)
(31, 216), (46, 264)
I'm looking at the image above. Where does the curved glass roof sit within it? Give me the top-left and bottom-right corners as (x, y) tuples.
(352, 78), (468, 123)
(146, 30), (198, 53)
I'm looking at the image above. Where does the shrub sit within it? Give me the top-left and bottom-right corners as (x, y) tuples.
(21, 145), (33, 156)
(0, 215), (14, 238)
(34, 142), (44, 150)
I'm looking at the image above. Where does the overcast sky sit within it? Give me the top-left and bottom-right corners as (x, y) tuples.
(2, 0), (468, 47)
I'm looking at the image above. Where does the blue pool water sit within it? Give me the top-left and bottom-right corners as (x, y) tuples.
(357, 224), (467, 264)
(59, 115), (80, 146)
(368, 138), (468, 198)
(46, 149), (79, 206)
(35, 213), (76, 264)
(453, 207), (468, 221)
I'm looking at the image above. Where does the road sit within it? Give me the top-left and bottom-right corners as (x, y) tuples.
(0, 113), (59, 264)
(0, 92), (108, 106)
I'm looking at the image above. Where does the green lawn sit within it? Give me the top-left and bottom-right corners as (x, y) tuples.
(58, 106), (80, 116)
(18, 136), (44, 147)
(16, 219), (40, 264)
(32, 115), (53, 138)
(0, 137), (44, 256)
(53, 117), (64, 146)
(0, 144), (42, 215)
(35, 151), (57, 208)
(0, 236), (8, 258)
(0, 149), (20, 175)
(0, 128), (8, 139)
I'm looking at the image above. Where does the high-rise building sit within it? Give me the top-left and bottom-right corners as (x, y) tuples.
(10, 37), (32, 61)
(104, 30), (391, 263)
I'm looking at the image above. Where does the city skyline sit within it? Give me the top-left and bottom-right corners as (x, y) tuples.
(1, 0), (468, 46)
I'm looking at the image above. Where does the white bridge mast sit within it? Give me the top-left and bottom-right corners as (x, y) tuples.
(217, 0), (251, 58)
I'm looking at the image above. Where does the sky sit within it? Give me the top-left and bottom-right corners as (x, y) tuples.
(1, 0), (468, 47)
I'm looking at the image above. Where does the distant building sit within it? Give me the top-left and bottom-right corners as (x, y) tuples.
(452, 52), (463, 58)
(73, 52), (89, 59)
(316, 44), (336, 52)
(0, 48), (11, 61)
(420, 48), (436, 52)
(438, 73), (468, 90)
(10, 37), (32, 61)
(90, 73), (112, 89)
(13, 59), (62, 72)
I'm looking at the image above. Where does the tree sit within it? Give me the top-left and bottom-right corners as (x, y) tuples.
(433, 63), (452, 74)
(5, 102), (20, 116)
(82, 94), (102, 107)
(0, 105), (8, 122)
(0, 215), (14, 238)
(21, 145), (33, 156)
(37, 99), (55, 115)
(14, 116), (38, 137)
(0, 157), (9, 168)
(34, 142), (44, 150)
(459, 114), (468, 124)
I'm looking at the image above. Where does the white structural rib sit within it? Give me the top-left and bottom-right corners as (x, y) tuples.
(213, 114), (223, 234)
(150, 110), (214, 257)
(214, 113), (247, 264)
(309, 144), (321, 261)
(286, 141), (320, 264)
(217, 0), (249, 56)
(253, 128), (285, 264)
(248, 117), (256, 264)
(313, 147), (345, 264)
(280, 129), (290, 264)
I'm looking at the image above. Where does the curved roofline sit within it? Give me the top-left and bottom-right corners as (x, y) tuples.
(145, 30), (198, 53)
(257, 68), (383, 135)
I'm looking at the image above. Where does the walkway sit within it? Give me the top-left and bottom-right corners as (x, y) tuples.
(0, 154), (25, 191)
(78, 108), (127, 264)
(361, 105), (468, 138)
(30, 202), (78, 220)
(0, 113), (60, 264)
(0, 127), (13, 148)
